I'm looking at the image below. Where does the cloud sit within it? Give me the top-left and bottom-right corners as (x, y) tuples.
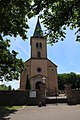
(76, 72), (80, 74)
(15, 40), (30, 58)
(0, 80), (20, 90)
(10, 37), (30, 60)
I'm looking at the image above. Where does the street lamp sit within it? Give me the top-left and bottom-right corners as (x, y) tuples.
(42, 76), (46, 83)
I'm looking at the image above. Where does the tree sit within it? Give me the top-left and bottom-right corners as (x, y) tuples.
(58, 72), (79, 90)
(32, 0), (80, 44)
(58, 74), (65, 90)
(0, 0), (32, 39)
(8, 85), (12, 91)
(0, 0), (28, 81)
(25, 75), (31, 90)
(0, 39), (24, 81)
(67, 72), (77, 88)
(76, 74), (80, 89)
(1, 0), (80, 43)
(0, 84), (10, 90)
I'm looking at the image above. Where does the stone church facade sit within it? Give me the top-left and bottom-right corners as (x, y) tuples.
(20, 18), (58, 96)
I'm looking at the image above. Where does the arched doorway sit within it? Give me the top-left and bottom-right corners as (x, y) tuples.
(35, 81), (42, 90)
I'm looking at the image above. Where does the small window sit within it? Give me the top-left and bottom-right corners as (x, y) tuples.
(37, 67), (42, 72)
(36, 42), (38, 48)
(51, 69), (54, 71)
(37, 51), (41, 58)
(40, 42), (42, 48)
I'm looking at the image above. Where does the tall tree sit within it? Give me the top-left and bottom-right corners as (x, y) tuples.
(58, 74), (65, 90)
(0, 39), (24, 81)
(25, 75), (31, 90)
(0, 0), (30, 81)
(58, 72), (80, 90)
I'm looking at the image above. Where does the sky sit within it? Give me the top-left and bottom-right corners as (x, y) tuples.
(0, 16), (80, 89)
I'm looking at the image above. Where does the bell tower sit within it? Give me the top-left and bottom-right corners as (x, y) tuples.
(30, 17), (47, 59)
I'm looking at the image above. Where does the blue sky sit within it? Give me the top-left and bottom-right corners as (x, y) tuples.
(47, 29), (80, 74)
(0, 16), (80, 89)
(10, 16), (80, 74)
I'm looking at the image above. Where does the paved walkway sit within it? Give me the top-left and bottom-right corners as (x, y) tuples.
(4, 104), (80, 120)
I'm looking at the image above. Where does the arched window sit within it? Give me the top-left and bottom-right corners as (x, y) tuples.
(36, 42), (38, 48)
(40, 42), (42, 48)
(37, 51), (41, 58)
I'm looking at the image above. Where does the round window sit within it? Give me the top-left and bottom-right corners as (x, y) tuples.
(37, 67), (42, 72)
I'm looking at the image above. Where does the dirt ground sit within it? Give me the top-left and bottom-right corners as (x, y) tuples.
(4, 104), (80, 120)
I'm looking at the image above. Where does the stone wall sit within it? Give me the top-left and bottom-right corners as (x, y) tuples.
(66, 85), (80, 105)
(0, 90), (40, 106)
(0, 85), (46, 106)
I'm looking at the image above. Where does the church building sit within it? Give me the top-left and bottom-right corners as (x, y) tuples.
(20, 18), (58, 96)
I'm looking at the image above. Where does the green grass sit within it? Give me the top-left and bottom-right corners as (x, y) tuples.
(5, 106), (23, 110)
(0, 106), (24, 119)
(0, 106), (24, 116)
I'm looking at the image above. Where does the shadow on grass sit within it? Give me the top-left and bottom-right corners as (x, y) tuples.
(0, 106), (18, 120)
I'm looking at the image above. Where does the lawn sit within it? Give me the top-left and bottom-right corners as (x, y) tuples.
(6, 106), (23, 110)
(0, 106), (23, 118)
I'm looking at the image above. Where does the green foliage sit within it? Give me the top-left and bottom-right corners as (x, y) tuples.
(6, 106), (23, 110)
(76, 74), (80, 89)
(25, 75), (31, 90)
(58, 72), (80, 90)
(0, 39), (24, 81)
(0, 0), (33, 81)
(0, 0), (80, 44)
(0, 0), (33, 39)
(31, 0), (80, 43)
(0, 84), (11, 90)
(58, 74), (65, 90)
(8, 85), (12, 91)
(0, 106), (23, 118)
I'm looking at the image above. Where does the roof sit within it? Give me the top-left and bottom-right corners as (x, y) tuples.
(25, 58), (57, 67)
(47, 58), (58, 67)
(33, 17), (43, 37)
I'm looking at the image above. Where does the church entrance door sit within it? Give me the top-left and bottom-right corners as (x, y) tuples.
(35, 81), (42, 90)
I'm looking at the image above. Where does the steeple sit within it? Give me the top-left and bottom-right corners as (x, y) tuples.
(30, 16), (47, 59)
(33, 17), (43, 37)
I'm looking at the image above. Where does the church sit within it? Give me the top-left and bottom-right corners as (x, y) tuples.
(20, 18), (58, 96)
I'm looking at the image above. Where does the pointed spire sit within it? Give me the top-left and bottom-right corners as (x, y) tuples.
(33, 16), (43, 37)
